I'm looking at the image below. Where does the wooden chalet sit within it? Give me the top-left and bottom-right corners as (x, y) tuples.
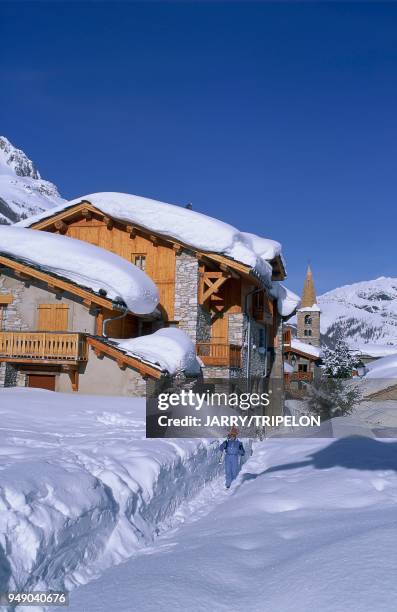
(0, 196), (291, 395)
(283, 327), (322, 384)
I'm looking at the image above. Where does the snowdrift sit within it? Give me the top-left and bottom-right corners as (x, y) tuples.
(0, 389), (222, 599)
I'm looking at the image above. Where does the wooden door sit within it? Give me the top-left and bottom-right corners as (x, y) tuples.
(28, 374), (56, 391)
(37, 304), (69, 331)
(211, 314), (229, 344)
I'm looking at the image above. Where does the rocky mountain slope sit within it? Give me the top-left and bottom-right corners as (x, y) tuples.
(319, 277), (397, 352)
(0, 136), (64, 224)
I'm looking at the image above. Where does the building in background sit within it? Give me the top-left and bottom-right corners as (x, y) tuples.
(284, 266), (322, 386)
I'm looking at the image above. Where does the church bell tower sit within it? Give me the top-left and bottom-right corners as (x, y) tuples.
(296, 266), (321, 347)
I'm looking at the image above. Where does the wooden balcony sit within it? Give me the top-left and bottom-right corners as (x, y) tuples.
(0, 332), (88, 364)
(284, 371), (313, 383)
(196, 343), (242, 368)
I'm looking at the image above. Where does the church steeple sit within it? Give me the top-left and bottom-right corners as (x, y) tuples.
(301, 266), (317, 308)
(296, 266), (321, 347)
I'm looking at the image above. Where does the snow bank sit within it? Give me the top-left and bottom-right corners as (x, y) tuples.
(365, 353), (397, 379)
(18, 192), (285, 284)
(0, 389), (221, 600)
(0, 226), (159, 314)
(112, 327), (201, 375)
(64, 435), (397, 612)
(270, 282), (300, 317)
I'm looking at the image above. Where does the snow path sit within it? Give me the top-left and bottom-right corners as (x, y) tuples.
(59, 434), (397, 612)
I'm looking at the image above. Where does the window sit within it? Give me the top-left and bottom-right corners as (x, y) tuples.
(304, 314), (312, 325)
(304, 329), (312, 337)
(258, 328), (267, 348)
(0, 294), (12, 330)
(298, 364), (308, 372)
(132, 254), (146, 271)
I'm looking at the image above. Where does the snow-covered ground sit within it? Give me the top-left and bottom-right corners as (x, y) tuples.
(1, 388), (397, 612)
(0, 389), (222, 607)
(59, 430), (397, 612)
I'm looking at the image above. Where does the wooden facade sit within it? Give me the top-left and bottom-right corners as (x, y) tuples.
(39, 205), (177, 321)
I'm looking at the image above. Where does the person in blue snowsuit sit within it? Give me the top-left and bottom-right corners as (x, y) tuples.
(219, 427), (245, 488)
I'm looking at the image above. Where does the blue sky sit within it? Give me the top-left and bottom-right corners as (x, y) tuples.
(2, 2), (396, 295)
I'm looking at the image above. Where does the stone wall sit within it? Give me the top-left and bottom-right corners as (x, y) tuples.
(297, 309), (321, 347)
(197, 305), (211, 343)
(228, 312), (244, 345)
(0, 278), (28, 332)
(174, 250), (199, 342)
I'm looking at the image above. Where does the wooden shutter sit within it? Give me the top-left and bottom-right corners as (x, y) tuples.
(37, 304), (69, 331)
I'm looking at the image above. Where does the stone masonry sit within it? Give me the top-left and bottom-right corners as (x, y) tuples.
(296, 309), (321, 347)
(174, 250), (200, 342)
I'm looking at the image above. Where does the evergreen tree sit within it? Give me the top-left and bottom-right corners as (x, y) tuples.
(322, 338), (357, 378)
(306, 374), (361, 420)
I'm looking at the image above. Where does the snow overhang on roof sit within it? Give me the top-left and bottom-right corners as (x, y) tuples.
(0, 226), (159, 315)
(270, 282), (300, 317)
(17, 192), (287, 285)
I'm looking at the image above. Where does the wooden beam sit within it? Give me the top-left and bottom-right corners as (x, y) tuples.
(0, 294), (13, 305)
(55, 220), (68, 234)
(86, 337), (163, 379)
(117, 359), (127, 370)
(14, 271), (31, 281)
(103, 216), (114, 230)
(201, 273), (229, 303)
(126, 225), (136, 238)
(81, 208), (92, 220)
(0, 255), (118, 311)
(173, 243), (183, 254)
(68, 368), (79, 392)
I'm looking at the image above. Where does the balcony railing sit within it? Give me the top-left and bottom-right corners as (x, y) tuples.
(196, 343), (242, 368)
(284, 371), (313, 383)
(0, 332), (88, 362)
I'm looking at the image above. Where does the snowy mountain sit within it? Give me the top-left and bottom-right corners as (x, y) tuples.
(0, 136), (64, 224)
(319, 277), (397, 352)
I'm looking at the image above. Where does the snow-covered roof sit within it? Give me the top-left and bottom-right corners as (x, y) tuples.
(17, 192), (285, 286)
(269, 282), (300, 317)
(283, 361), (295, 373)
(112, 328), (201, 376)
(289, 339), (322, 359)
(0, 226), (159, 314)
(365, 353), (397, 379)
(298, 303), (321, 313)
(354, 344), (397, 358)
